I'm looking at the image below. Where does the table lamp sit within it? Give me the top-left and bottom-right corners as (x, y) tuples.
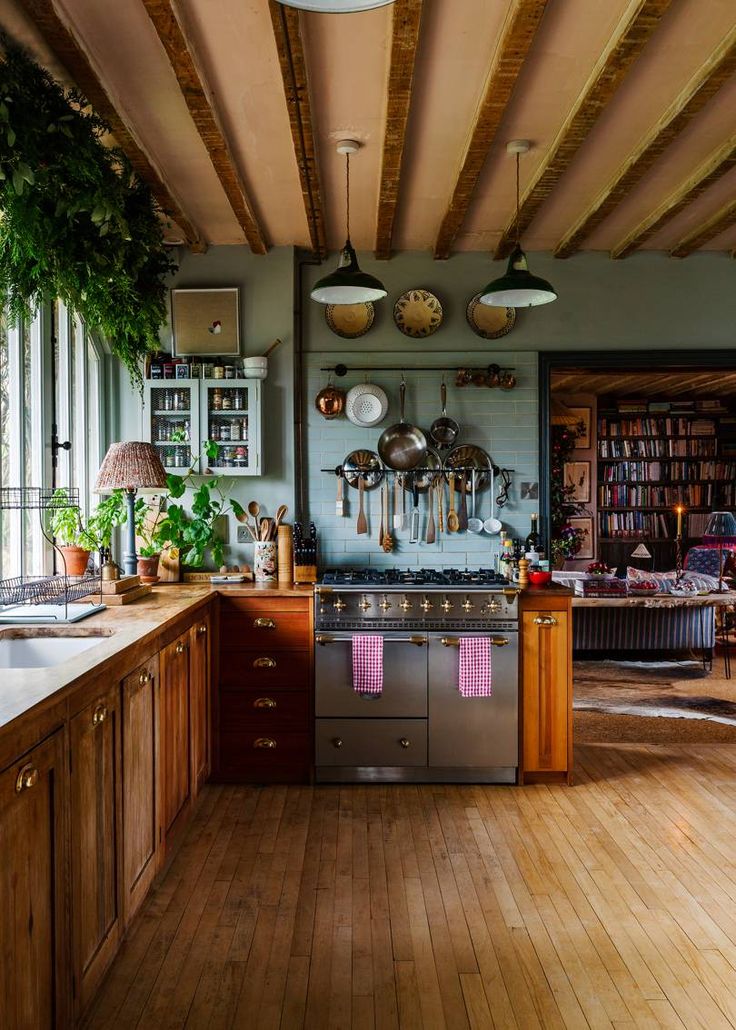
(704, 511), (736, 594)
(95, 442), (168, 576)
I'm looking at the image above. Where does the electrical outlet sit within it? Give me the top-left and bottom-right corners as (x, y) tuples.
(236, 524), (251, 543)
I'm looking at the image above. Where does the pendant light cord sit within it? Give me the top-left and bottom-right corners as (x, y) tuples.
(345, 151), (351, 242)
(515, 151), (520, 247)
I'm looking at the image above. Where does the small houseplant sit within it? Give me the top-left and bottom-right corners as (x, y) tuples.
(48, 488), (96, 575)
(134, 495), (167, 583)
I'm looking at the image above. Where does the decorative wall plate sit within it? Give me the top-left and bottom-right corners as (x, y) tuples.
(325, 302), (374, 339)
(466, 295), (516, 339)
(393, 289), (443, 338)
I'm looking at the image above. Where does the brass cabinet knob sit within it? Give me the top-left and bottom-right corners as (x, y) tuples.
(254, 617), (276, 629)
(399, 738), (410, 749)
(358, 596), (371, 612)
(533, 615), (558, 627)
(332, 737), (343, 749)
(253, 737), (277, 749)
(379, 595), (392, 612)
(15, 764), (39, 793)
(441, 598), (453, 613)
(253, 697), (277, 709)
(399, 597), (412, 613)
(198, 624), (207, 635)
(253, 656), (276, 669)
(92, 703), (108, 726)
(138, 670), (150, 686)
(333, 597), (346, 612)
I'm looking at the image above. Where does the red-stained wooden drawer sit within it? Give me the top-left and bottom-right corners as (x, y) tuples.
(217, 731), (311, 783)
(220, 610), (310, 650)
(219, 649), (311, 691)
(219, 690), (310, 732)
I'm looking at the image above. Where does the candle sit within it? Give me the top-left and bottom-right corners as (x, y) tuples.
(676, 505), (684, 537)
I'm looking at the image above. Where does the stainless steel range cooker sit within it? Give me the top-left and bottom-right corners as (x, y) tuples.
(314, 568), (520, 784)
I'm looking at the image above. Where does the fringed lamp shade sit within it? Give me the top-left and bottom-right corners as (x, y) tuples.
(550, 398), (580, 426)
(95, 442), (167, 493)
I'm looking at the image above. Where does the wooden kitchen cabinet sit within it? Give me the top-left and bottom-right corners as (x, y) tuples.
(160, 631), (192, 849)
(189, 613), (211, 795)
(521, 596), (573, 783)
(121, 654), (160, 924)
(0, 730), (70, 1029)
(69, 683), (121, 1014)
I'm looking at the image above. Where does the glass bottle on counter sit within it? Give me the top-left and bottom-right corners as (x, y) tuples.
(525, 513), (541, 563)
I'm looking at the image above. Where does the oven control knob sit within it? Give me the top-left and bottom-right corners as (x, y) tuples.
(358, 595), (372, 612)
(379, 595), (392, 612)
(462, 597), (475, 613)
(420, 596), (433, 613)
(483, 598), (501, 615)
(441, 597), (454, 613)
(333, 596), (346, 612)
(399, 596), (412, 613)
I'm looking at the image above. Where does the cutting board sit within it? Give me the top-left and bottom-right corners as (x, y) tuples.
(101, 576), (140, 595)
(86, 584), (153, 605)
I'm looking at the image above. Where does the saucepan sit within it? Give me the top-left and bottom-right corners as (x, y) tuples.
(429, 379), (459, 450)
(378, 378), (427, 471)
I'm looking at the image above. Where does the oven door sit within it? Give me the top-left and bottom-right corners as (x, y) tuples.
(315, 631), (428, 717)
(427, 630), (518, 771)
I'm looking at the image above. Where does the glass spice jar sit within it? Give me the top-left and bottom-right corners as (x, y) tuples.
(212, 388), (223, 410)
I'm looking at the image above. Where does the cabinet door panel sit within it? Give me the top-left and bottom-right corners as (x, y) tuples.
(0, 731), (69, 1030)
(122, 656), (160, 922)
(160, 635), (191, 843)
(190, 615), (211, 795)
(522, 611), (570, 773)
(70, 684), (121, 1012)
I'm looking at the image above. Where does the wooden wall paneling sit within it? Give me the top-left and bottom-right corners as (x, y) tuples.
(554, 33), (736, 257)
(69, 682), (122, 1015)
(22, 0), (205, 251)
(375, 0), (424, 260)
(493, 0), (675, 260)
(141, 0), (268, 254)
(268, 1), (327, 258)
(433, 0), (548, 260)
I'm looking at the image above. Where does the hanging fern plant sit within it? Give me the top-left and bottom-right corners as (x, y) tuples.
(0, 37), (175, 388)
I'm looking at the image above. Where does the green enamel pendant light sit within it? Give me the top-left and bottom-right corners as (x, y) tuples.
(480, 141), (557, 308)
(311, 141), (387, 305)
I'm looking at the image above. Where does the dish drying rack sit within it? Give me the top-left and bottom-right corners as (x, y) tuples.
(0, 488), (104, 623)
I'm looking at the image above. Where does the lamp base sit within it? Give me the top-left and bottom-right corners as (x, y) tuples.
(122, 489), (138, 577)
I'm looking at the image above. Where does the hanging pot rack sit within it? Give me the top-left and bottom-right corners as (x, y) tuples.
(319, 363), (515, 376)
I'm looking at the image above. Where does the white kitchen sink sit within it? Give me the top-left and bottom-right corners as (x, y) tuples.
(0, 635), (109, 669)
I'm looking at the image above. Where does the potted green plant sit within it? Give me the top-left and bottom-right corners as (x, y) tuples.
(134, 495), (166, 583)
(87, 490), (127, 554)
(48, 488), (97, 576)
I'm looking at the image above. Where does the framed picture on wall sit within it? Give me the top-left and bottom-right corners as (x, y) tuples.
(570, 517), (594, 560)
(171, 287), (241, 356)
(564, 460), (591, 502)
(568, 406), (591, 448)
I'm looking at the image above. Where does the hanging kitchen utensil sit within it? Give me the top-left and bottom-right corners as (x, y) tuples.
(403, 447), (442, 492)
(458, 472), (469, 531)
(496, 468), (512, 508)
(437, 475), (444, 534)
(393, 289), (443, 338)
(378, 476), (386, 549)
(483, 468), (502, 535)
(345, 382), (389, 428)
(429, 379), (459, 451)
(445, 444), (493, 491)
(393, 475), (402, 531)
(325, 301), (374, 339)
(357, 475), (367, 536)
(382, 480), (393, 553)
(342, 449), (383, 489)
(446, 473), (460, 533)
(465, 295), (516, 339)
(315, 376), (346, 419)
(468, 471), (483, 533)
(377, 378), (427, 471)
(426, 481), (436, 544)
(335, 466), (345, 517)
(409, 475), (420, 543)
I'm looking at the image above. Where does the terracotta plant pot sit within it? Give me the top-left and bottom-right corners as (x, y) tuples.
(59, 545), (91, 577)
(137, 554), (161, 584)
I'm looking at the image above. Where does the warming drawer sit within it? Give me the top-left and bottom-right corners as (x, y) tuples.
(315, 718), (428, 767)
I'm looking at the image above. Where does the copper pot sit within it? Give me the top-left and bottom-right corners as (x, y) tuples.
(315, 382), (346, 420)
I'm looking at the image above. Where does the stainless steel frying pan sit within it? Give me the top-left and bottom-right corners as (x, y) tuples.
(378, 379), (427, 471)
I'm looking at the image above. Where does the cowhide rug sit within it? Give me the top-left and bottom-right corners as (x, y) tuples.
(574, 659), (736, 726)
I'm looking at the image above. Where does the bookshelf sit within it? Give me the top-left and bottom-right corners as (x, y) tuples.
(597, 399), (736, 567)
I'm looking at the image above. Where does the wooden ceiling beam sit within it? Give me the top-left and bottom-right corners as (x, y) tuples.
(268, 1), (326, 259)
(141, 0), (267, 255)
(432, 0), (548, 261)
(610, 135), (736, 258)
(375, 0), (424, 261)
(669, 196), (736, 257)
(493, 0), (675, 261)
(554, 32), (736, 258)
(20, 0), (205, 251)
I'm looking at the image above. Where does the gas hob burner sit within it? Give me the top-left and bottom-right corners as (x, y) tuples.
(320, 567), (509, 588)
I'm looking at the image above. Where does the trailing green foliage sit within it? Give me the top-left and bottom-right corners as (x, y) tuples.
(0, 38), (174, 387)
(47, 487), (127, 551)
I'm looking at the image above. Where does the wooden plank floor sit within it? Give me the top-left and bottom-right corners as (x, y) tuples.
(86, 745), (736, 1029)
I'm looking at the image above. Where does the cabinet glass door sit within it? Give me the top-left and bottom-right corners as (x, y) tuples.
(145, 382), (198, 475)
(200, 379), (261, 476)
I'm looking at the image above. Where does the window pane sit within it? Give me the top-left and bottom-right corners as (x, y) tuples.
(0, 309), (9, 578)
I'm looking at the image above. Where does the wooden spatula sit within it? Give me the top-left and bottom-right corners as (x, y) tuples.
(426, 482), (436, 544)
(335, 467), (344, 517)
(447, 473), (459, 533)
(357, 476), (367, 535)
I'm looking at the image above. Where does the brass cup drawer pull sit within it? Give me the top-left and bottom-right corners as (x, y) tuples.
(533, 615), (558, 627)
(253, 617), (276, 629)
(253, 656), (276, 669)
(92, 703), (108, 726)
(253, 697), (277, 709)
(138, 670), (150, 686)
(253, 737), (277, 749)
(399, 737), (410, 749)
(15, 763), (39, 793)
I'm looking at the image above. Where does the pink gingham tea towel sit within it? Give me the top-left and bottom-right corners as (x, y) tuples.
(458, 636), (492, 697)
(352, 634), (384, 696)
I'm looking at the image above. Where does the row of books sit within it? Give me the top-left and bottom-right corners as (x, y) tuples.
(599, 438), (718, 458)
(598, 483), (735, 508)
(611, 398), (728, 414)
(599, 460), (736, 483)
(599, 417), (716, 437)
(598, 512), (671, 539)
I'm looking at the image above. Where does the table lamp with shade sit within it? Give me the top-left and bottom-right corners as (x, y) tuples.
(94, 442), (168, 577)
(704, 511), (736, 593)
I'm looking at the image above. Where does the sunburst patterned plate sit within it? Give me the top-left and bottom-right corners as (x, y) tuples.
(466, 295), (516, 340)
(393, 289), (443, 338)
(325, 302), (374, 339)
